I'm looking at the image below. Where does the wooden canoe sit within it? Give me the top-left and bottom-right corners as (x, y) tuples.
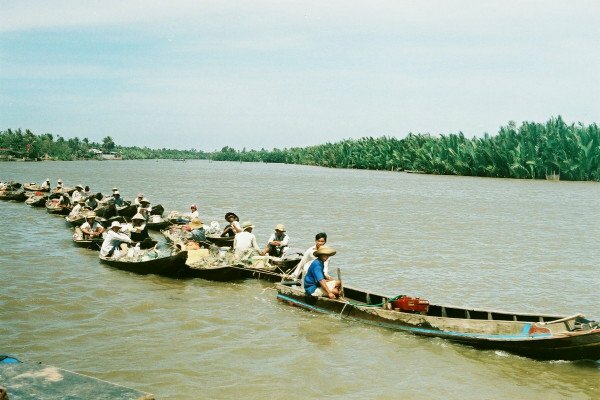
(183, 251), (301, 282)
(99, 249), (189, 277)
(205, 234), (234, 248)
(23, 183), (50, 192)
(275, 282), (600, 361)
(147, 216), (172, 231)
(45, 199), (72, 215)
(25, 192), (51, 207)
(72, 236), (104, 250)
(0, 189), (27, 202)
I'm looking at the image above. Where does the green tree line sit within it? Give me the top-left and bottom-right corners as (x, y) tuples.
(2, 117), (599, 181)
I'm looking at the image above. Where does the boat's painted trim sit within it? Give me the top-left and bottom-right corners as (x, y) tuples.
(277, 293), (554, 341)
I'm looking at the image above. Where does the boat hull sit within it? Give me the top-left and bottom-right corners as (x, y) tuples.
(276, 284), (600, 361)
(100, 251), (189, 277)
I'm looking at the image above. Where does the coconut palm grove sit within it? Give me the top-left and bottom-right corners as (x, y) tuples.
(1, 116), (598, 181)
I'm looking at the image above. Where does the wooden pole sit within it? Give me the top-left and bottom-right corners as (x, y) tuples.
(337, 267), (344, 298)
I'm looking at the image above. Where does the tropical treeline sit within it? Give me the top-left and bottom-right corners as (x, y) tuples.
(2, 117), (599, 181)
(212, 117), (600, 181)
(0, 129), (209, 161)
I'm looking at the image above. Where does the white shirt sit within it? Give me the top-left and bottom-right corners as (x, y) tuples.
(266, 232), (289, 247)
(80, 220), (102, 232)
(72, 190), (83, 203)
(69, 203), (82, 217)
(189, 210), (200, 219)
(292, 245), (330, 279)
(233, 231), (260, 256)
(100, 229), (133, 257)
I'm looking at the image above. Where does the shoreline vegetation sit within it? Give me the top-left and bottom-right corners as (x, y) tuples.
(1, 116), (598, 181)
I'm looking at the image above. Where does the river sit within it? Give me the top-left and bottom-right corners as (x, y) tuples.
(1, 160), (598, 399)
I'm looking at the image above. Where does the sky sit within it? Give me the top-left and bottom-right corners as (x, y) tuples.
(1, 1), (599, 151)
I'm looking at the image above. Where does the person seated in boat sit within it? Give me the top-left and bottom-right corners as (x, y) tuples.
(100, 221), (134, 258)
(85, 193), (99, 210)
(110, 190), (124, 207)
(68, 199), (86, 217)
(304, 246), (341, 299)
(260, 224), (289, 257)
(136, 198), (152, 221)
(182, 217), (206, 243)
(40, 178), (51, 190)
(233, 221), (260, 258)
(220, 212), (242, 237)
(58, 191), (71, 207)
(71, 184), (84, 203)
(134, 193), (144, 206)
(122, 213), (150, 242)
(291, 232), (330, 281)
(80, 212), (105, 239)
(83, 185), (92, 197)
(55, 179), (64, 192)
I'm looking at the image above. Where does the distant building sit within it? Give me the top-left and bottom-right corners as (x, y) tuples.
(89, 148), (123, 160)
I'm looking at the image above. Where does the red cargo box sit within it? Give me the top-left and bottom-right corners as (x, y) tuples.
(392, 296), (429, 313)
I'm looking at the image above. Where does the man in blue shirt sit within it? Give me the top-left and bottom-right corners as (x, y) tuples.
(304, 246), (341, 299)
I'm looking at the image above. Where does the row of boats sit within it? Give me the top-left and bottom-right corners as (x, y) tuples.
(1, 179), (599, 362)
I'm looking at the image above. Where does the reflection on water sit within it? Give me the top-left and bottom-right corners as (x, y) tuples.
(1, 160), (599, 399)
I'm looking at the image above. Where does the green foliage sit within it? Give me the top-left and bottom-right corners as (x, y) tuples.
(1, 117), (598, 181)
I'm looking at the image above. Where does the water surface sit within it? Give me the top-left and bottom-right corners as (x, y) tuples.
(1, 160), (598, 399)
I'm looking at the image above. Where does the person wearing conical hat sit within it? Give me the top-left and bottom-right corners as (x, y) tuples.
(182, 217), (206, 243)
(40, 178), (51, 190)
(100, 221), (133, 258)
(134, 193), (144, 206)
(136, 198), (152, 220)
(68, 198), (86, 218)
(304, 246), (341, 299)
(260, 223), (289, 257)
(122, 213), (150, 242)
(233, 221), (260, 257)
(110, 190), (124, 207)
(72, 184), (84, 203)
(80, 211), (104, 239)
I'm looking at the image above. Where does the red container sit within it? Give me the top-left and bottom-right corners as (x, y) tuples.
(392, 296), (429, 313)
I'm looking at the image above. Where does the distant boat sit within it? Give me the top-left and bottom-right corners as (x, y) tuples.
(172, 158), (186, 162)
(546, 172), (560, 181)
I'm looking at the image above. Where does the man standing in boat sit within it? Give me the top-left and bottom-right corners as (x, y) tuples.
(304, 247), (341, 299)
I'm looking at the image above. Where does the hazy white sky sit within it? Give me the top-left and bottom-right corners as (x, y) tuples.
(1, 1), (598, 151)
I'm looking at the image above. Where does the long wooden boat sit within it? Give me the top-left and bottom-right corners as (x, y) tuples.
(275, 282), (600, 361)
(206, 234), (234, 248)
(182, 250), (301, 282)
(23, 183), (50, 192)
(0, 189), (27, 201)
(72, 236), (104, 250)
(99, 249), (189, 277)
(65, 213), (87, 227)
(25, 192), (51, 207)
(147, 215), (172, 231)
(45, 199), (72, 215)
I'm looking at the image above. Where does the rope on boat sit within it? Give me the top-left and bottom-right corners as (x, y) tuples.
(345, 294), (404, 308)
